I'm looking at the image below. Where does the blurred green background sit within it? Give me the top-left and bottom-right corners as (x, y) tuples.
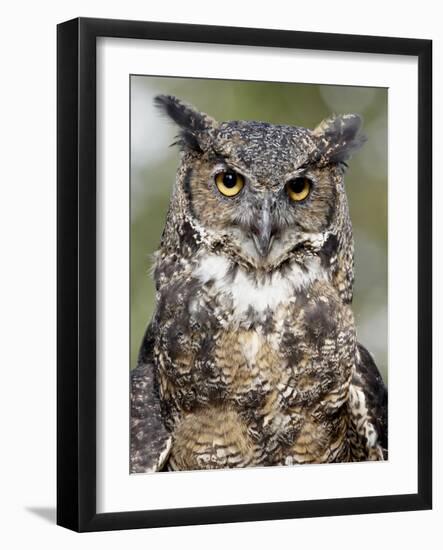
(130, 76), (388, 383)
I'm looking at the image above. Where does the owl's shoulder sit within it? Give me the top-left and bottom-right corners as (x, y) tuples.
(349, 343), (388, 458)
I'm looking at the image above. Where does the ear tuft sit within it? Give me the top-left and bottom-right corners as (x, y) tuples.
(154, 95), (216, 152)
(313, 114), (366, 164)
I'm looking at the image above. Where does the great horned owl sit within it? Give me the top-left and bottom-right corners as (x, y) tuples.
(130, 95), (388, 473)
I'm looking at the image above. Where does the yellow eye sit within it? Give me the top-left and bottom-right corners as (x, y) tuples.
(215, 170), (244, 197)
(286, 177), (311, 202)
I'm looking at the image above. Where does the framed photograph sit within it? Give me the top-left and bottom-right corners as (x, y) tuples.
(57, 17), (432, 532)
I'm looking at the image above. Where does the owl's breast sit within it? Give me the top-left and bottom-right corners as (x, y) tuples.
(193, 252), (327, 325)
(155, 252), (355, 466)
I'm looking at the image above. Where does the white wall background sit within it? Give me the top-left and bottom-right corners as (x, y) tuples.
(0, 1), (440, 547)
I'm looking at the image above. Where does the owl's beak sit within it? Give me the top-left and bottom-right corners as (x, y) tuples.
(251, 197), (274, 257)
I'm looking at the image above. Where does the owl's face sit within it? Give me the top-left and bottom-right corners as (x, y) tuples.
(156, 95), (365, 270)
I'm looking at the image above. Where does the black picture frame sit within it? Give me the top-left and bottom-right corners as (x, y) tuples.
(57, 17), (432, 532)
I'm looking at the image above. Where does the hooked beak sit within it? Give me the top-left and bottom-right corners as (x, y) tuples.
(251, 196), (274, 257)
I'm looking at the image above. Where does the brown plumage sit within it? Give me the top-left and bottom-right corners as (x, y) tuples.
(130, 95), (387, 473)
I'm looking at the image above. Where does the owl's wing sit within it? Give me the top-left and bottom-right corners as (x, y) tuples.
(130, 325), (172, 473)
(349, 343), (388, 459)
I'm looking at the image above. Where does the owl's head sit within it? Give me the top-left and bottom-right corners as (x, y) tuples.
(155, 95), (365, 300)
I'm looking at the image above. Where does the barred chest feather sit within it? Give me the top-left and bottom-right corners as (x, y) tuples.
(155, 251), (357, 470)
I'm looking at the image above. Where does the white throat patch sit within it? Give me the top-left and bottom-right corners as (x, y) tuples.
(194, 253), (327, 318)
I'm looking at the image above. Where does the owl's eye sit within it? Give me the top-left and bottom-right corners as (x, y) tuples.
(215, 170), (245, 197)
(286, 177), (312, 202)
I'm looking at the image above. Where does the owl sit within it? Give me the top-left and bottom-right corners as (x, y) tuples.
(130, 95), (388, 473)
